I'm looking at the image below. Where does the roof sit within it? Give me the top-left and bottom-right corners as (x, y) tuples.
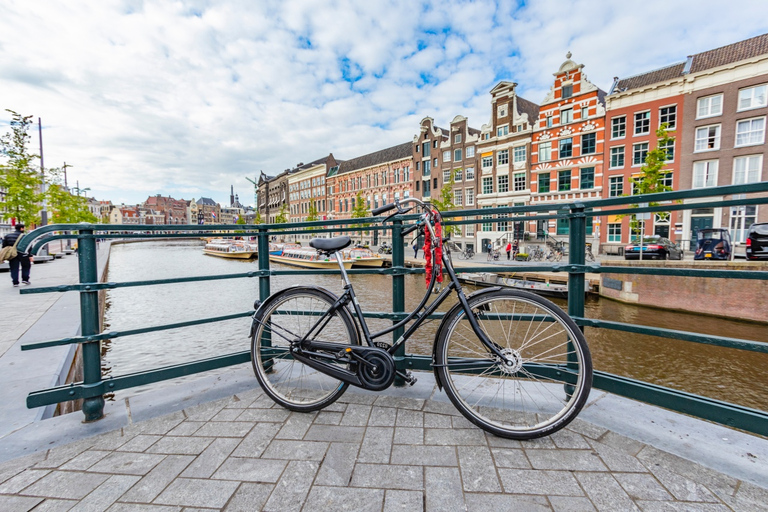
(613, 62), (687, 93)
(337, 142), (412, 176)
(516, 97), (540, 122)
(689, 32), (768, 73)
(197, 197), (217, 206)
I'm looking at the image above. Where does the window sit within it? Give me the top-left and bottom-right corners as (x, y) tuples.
(423, 179), (431, 197)
(609, 176), (623, 197)
(497, 149), (509, 166)
(659, 105), (677, 129)
(697, 94), (723, 119)
(580, 167), (595, 189)
(443, 150), (451, 162)
(465, 167), (474, 180)
(415, 161), (420, 171)
(497, 104), (508, 118)
(730, 205), (757, 243)
(482, 156), (493, 168)
(455, 133), (462, 143)
(539, 142), (551, 162)
(693, 160), (718, 188)
(433, 140), (438, 148)
(482, 177), (493, 194)
(454, 189), (463, 206)
(633, 142), (649, 165)
(423, 160), (431, 176)
(513, 172), (525, 191)
(581, 133), (596, 155)
(454, 148), (462, 161)
(466, 146), (475, 158)
(559, 138), (573, 158)
(581, 106), (588, 119)
(546, 115), (553, 128)
(513, 146), (526, 163)
(497, 125), (509, 137)
(738, 84), (767, 111)
(465, 221), (474, 236)
(661, 171), (673, 189)
(694, 125), (721, 151)
(497, 175), (509, 193)
(612, 116), (626, 138)
(454, 168), (463, 181)
(465, 188), (474, 205)
(562, 84), (573, 98)
(560, 108), (573, 124)
(434, 177), (438, 189)
(482, 206), (493, 231)
(538, 173), (550, 193)
(733, 155), (763, 184)
(610, 146), (625, 168)
(403, 166), (410, 181)
(422, 142), (430, 157)
(634, 111), (650, 135)
(443, 169), (451, 183)
(608, 223), (621, 243)
(558, 170), (571, 191)
(735, 117), (765, 147)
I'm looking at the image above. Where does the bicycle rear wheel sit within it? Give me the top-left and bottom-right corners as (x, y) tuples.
(435, 289), (592, 439)
(251, 287), (359, 412)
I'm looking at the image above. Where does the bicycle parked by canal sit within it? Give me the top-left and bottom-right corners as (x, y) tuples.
(457, 246), (475, 260)
(250, 198), (593, 439)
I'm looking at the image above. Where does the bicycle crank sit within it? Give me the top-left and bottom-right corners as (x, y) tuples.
(291, 343), (396, 391)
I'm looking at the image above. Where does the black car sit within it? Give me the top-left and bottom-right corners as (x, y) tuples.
(694, 228), (732, 261)
(746, 223), (768, 260)
(624, 236), (684, 260)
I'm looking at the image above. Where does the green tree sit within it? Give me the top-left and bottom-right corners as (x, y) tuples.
(0, 110), (43, 226)
(254, 211), (263, 224)
(304, 201), (319, 231)
(275, 204), (288, 223)
(45, 167), (98, 223)
(351, 192), (370, 244)
(236, 216), (246, 225)
(430, 171), (460, 236)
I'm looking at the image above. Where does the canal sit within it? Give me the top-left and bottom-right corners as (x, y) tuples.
(103, 240), (768, 412)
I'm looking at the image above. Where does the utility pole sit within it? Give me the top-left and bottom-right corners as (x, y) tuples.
(38, 118), (48, 226)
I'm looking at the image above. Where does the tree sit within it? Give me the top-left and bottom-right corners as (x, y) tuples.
(351, 192), (370, 244)
(304, 201), (319, 231)
(254, 211), (263, 225)
(275, 204), (288, 224)
(45, 167), (98, 223)
(430, 171), (460, 236)
(0, 110), (43, 226)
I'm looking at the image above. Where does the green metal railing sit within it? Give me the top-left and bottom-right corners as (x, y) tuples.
(16, 182), (768, 434)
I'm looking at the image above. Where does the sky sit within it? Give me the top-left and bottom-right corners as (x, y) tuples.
(2, 0), (768, 207)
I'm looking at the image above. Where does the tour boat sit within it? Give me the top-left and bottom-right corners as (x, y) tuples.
(203, 239), (258, 259)
(270, 245), (355, 269)
(341, 247), (385, 268)
(458, 272), (570, 299)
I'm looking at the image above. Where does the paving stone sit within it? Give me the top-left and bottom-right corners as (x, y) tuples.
(637, 446), (740, 496)
(107, 503), (181, 511)
(263, 460), (318, 512)
(191, 421), (253, 438)
(210, 408), (245, 422)
(153, 478), (239, 509)
(340, 404), (372, 426)
(303, 486), (384, 512)
(31, 498), (79, 511)
(547, 495), (598, 511)
(633, 502), (730, 511)
(613, 472), (673, 501)
(222, 482), (273, 512)
(57, 450), (112, 471)
(423, 413), (452, 428)
(0, 451), (46, 485)
(305, 425), (365, 443)
(261, 440), (329, 461)
(422, 401), (461, 416)
(179, 439), (240, 479)
(183, 399), (229, 422)
(314, 411), (343, 425)
(322, 402), (348, 413)
(357, 427), (394, 464)
(0, 495), (44, 512)
(396, 409), (424, 428)
(519, 436), (556, 449)
(550, 430), (591, 449)
(34, 438), (97, 469)
(338, 393), (377, 405)
(525, 449), (607, 472)
(73, 474), (140, 512)
(21, 470), (110, 500)
(383, 489), (423, 511)
(231, 422), (281, 458)
(274, 411), (317, 440)
(450, 416), (475, 429)
(374, 396), (425, 410)
(565, 419), (609, 440)
(314, 442), (360, 486)
(587, 439), (648, 473)
(144, 436), (214, 456)
(728, 481), (768, 511)
(390, 445), (457, 466)
(116, 435), (162, 453)
(235, 408), (292, 423)
(424, 467), (465, 512)
(87, 452), (167, 476)
(497, 469), (583, 496)
(120, 455), (195, 503)
(351, 464), (424, 490)
(485, 434), (522, 449)
(394, 427), (423, 445)
(0, 468), (51, 494)
(246, 394), (279, 409)
(368, 406), (397, 427)
(597, 430), (646, 456)
(165, 421), (205, 437)
(229, 387), (266, 408)
(425, 428), (486, 446)
(123, 412), (185, 437)
(490, 448), (532, 469)
(212, 457), (287, 483)
(646, 466), (719, 503)
(458, 445), (501, 492)
(465, 493), (550, 512)
(575, 472), (640, 511)
(90, 430), (138, 452)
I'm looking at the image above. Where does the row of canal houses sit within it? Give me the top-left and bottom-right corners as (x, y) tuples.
(257, 34), (768, 253)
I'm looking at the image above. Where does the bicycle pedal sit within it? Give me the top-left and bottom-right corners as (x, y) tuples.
(404, 371), (418, 386)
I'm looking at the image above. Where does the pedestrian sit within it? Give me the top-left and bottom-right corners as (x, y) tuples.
(412, 239), (419, 258)
(513, 239), (519, 258)
(505, 241), (512, 260)
(2, 224), (32, 287)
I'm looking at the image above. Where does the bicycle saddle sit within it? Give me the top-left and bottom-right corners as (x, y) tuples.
(310, 236), (352, 253)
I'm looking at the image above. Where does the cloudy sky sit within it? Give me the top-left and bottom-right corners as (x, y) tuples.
(2, 0), (767, 207)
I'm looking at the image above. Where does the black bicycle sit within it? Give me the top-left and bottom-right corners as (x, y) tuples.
(250, 198), (592, 439)
(458, 247), (475, 260)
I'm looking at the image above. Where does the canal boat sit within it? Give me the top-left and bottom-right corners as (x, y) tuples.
(342, 247), (385, 268)
(270, 246), (355, 269)
(458, 272), (570, 299)
(203, 239), (258, 259)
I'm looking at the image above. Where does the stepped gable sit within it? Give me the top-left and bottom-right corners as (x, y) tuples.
(337, 142), (412, 175)
(690, 32), (768, 73)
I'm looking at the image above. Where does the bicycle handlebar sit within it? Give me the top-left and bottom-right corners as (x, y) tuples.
(401, 222), (420, 237)
(371, 203), (397, 216)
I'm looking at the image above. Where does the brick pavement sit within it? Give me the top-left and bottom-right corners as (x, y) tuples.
(1, 385), (766, 512)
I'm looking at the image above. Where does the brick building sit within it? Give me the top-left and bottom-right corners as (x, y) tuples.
(287, 155), (339, 242)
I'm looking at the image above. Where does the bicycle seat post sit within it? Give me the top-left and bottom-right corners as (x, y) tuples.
(334, 251), (352, 288)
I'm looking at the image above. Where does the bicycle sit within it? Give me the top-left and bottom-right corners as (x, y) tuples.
(585, 246), (595, 263)
(458, 247), (474, 260)
(250, 198), (592, 439)
(546, 248), (563, 262)
(529, 246), (545, 262)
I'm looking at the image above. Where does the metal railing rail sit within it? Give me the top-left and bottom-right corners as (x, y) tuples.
(16, 181), (768, 434)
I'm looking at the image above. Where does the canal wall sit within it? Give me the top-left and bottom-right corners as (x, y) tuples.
(599, 260), (768, 323)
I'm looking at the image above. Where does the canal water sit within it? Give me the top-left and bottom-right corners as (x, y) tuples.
(103, 240), (768, 411)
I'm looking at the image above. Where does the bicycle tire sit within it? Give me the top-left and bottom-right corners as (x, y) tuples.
(251, 287), (359, 412)
(435, 289), (592, 439)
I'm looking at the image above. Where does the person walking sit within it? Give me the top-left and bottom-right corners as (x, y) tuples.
(513, 239), (519, 259)
(412, 238), (419, 258)
(505, 241), (512, 260)
(2, 224), (32, 287)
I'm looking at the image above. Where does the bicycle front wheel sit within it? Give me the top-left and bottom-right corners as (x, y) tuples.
(435, 289), (592, 439)
(251, 287), (359, 412)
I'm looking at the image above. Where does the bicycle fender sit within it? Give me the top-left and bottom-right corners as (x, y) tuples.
(431, 286), (503, 390)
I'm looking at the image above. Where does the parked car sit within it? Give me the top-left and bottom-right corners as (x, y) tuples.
(746, 222), (768, 260)
(694, 228), (732, 261)
(624, 236), (684, 260)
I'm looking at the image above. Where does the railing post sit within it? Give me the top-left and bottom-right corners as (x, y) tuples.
(391, 220), (407, 386)
(567, 204), (586, 319)
(78, 227), (105, 422)
(257, 227), (271, 302)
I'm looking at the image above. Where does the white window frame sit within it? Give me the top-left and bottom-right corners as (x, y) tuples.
(454, 188), (463, 206)
(694, 124), (721, 152)
(513, 172), (526, 192)
(513, 146), (526, 163)
(482, 177), (493, 194)
(442, 150), (451, 163)
(465, 187), (474, 206)
(454, 168), (463, 182)
(454, 148), (462, 162)
(497, 175), (509, 193)
(482, 156), (493, 168)
(693, 160), (718, 188)
(560, 108), (573, 124)
(466, 146), (475, 158)
(455, 133), (462, 143)
(608, 176), (623, 197)
(737, 84), (767, 111)
(465, 167), (475, 180)
(632, 142), (648, 166)
(733, 154), (763, 184)
(634, 110), (651, 135)
(610, 146), (625, 169)
(611, 115), (626, 139)
(659, 105), (677, 129)
(443, 169), (451, 183)
(497, 125), (509, 137)
(696, 94), (723, 119)
(539, 142), (551, 162)
(735, 117), (765, 147)
(608, 223), (622, 243)
(497, 149), (509, 166)
(659, 139), (675, 162)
